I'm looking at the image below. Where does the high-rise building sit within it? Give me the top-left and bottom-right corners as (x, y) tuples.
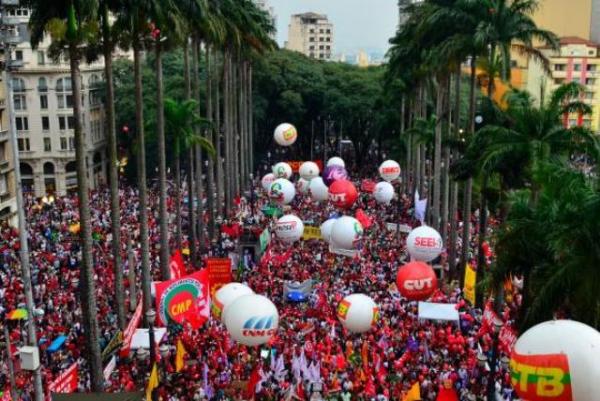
(532, 0), (600, 44)
(0, 2), (107, 199)
(398, 0), (422, 28)
(285, 12), (334, 61)
(254, 0), (277, 38)
(0, 72), (16, 224)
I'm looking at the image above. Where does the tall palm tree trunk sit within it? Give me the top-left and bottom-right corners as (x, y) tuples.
(101, 4), (124, 329)
(156, 39), (170, 280)
(441, 75), (451, 246)
(188, 148), (196, 266)
(223, 52), (232, 215)
(248, 63), (255, 176)
(69, 44), (103, 391)
(134, 45), (152, 321)
(449, 68), (461, 277)
(239, 61), (247, 190)
(215, 51), (224, 218)
(192, 39), (205, 252)
(205, 47), (216, 240)
(432, 74), (446, 231)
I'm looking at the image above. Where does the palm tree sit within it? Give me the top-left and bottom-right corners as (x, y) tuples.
(25, 0), (104, 390)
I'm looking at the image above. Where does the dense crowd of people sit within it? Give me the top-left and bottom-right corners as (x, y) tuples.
(0, 163), (522, 401)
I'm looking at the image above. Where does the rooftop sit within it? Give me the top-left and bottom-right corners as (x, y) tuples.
(293, 12), (328, 21)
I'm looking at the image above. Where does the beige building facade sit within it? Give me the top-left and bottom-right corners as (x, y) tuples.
(285, 12), (334, 60)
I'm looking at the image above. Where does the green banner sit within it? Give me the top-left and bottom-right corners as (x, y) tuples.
(261, 205), (282, 217)
(259, 228), (271, 253)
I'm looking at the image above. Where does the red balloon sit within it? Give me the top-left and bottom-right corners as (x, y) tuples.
(396, 261), (438, 300)
(328, 179), (358, 208)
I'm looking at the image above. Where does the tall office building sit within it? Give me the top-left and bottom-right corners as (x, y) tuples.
(285, 12), (334, 61)
(0, 2), (107, 199)
(254, 0), (277, 38)
(533, 0), (600, 44)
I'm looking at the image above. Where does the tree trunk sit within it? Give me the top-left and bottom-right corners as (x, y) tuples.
(126, 233), (137, 312)
(101, 5), (124, 329)
(133, 44), (152, 322)
(432, 74), (446, 231)
(441, 75), (451, 246)
(215, 51), (224, 218)
(156, 39), (170, 280)
(188, 148), (196, 266)
(192, 39), (205, 253)
(69, 44), (103, 391)
(205, 46), (216, 240)
(448, 67), (461, 277)
(248, 64), (254, 176)
(178, 38), (191, 252)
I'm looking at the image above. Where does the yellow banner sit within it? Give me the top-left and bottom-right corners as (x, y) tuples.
(302, 226), (322, 240)
(463, 263), (476, 305)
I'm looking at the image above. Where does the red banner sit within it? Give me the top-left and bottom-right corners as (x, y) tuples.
(119, 300), (143, 357)
(155, 270), (210, 329)
(499, 325), (518, 355)
(510, 353), (572, 401)
(286, 160), (324, 173)
(48, 363), (78, 394)
(207, 258), (232, 297)
(169, 250), (186, 280)
(360, 180), (376, 193)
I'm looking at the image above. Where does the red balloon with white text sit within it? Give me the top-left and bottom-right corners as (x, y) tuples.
(328, 179), (358, 209)
(396, 261), (438, 301)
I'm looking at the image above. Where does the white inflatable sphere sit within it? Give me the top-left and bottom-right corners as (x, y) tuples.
(374, 181), (395, 204)
(309, 177), (329, 202)
(261, 173), (276, 192)
(326, 157), (345, 168)
(337, 294), (379, 334)
(273, 123), (298, 147)
(330, 216), (363, 250)
(511, 320), (600, 401)
(224, 294), (279, 346)
(275, 214), (304, 244)
(319, 218), (337, 243)
(406, 225), (443, 262)
(378, 160), (401, 182)
(213, 283), (254, 321)
(269, 179), (296, 205)
(272, 162), (293, 179)
(296, 178), (311, 194)
(299, 161), (320, 180)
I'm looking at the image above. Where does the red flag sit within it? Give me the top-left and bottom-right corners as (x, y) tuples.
(355, 209), (373, 229)
(169, 250), (186, 280)
(335, 352), (346, 371)
(436, 385), (459, 401)
(296, 381), (306, 400)
(246, 366), (261, 400)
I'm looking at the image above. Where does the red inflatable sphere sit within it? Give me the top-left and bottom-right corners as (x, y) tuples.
(396, 261), (438, 300)
(328, 179), (358, 208)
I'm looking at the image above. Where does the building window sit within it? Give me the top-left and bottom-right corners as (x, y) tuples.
(319, 29), (324, 33)
(326, 37), (330, 42)
(319, 37), (324, 41)
(38, 77), (48, 92)
(309, 52), (315, 58)
(42, 116), (50, 131)
(583, 120), (592, 127)
(43, 137), (51, 152)
(554, 64), (566, 71)
(11, 78), (26, 111)
(15, 117), (28, 131)
(60, 137), (67, 150)
(40, 95), (48, 109)
(326, 45), (330, 50)
(15, 50), (23, 61)
(585, 92), (594, 99)
(0, 174), (6, 195)
(326, 29), (331, 34)
(37, 51), (45, 65)
(309, 37), (314, 42)
(319, 45), (324, 50)
(56, 78), (73, 109)
(89, 74), (102, 106)
(587, 64), (597, 72)
(69, 137), (75, 150)
(568, 119), (577, 127)
(17, 138), (30, 151)
(586, 78), (596, 85)
(309, 29), (314, 33)
(319, 53), (324, 59)
(574, 64), (582, 71)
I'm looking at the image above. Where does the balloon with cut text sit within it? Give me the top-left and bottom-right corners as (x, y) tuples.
(273, 123), (298, 147)
(269, 179), (295, 205)
(337, 294), (379, 333)
(326, 156), (345, 168)
(328, 179), (358, 209)
(275, 214), (304, 244)
(212, 283), (254, 321)
(261, 173), (275, 192)
(510, 320), (600, 401)
(299, 161), (320, 180)
(378, 160), (401, 182)
(406, 225), (443, 262)
(272, 162), (293, 179)
(320, 218), (337, 243)
(322, 165), (349, 187)
(309, 177), (329, 201)
(396, 261), (438, 301)
(330, 216), (363, 250)
(373, 181), (394, 204)
(224, 294), (279, 346)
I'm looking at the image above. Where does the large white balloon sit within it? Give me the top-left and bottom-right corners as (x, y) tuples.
(337, 294), (379, 333)
(406, 225), (443, 262)
(309, 177), (329, 201)
(296, 178), (311, 194)
(261, 173), (276, 192)
(319, 218), (337, 243)
(269, 179), (295, 205)
(299, 161), (320, 180)
(273, 123), (298, 147)
(213, 283), (254, 321)
(224, 294), (279, 346)
(374, 181), (395, 204)
(272, 162), (293, 179)
(511, 320), (600, 401)
(330, 216), (363, 250)
(379, 160), (401, 182)
(326, 157), (345, 168)
(275, 214), (304, 244)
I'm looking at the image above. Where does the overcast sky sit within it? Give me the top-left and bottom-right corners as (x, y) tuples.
(267, 0), (398, 55)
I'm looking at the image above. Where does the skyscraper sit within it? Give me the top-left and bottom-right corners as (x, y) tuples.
(285, 12), (334, 61)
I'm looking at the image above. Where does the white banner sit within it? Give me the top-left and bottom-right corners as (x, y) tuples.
(103, 355), (116, 380)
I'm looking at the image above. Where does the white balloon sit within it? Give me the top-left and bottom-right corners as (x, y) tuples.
(374, 181), (395, 204)
(511, 320), (600, 401)
(296, 178), (311, 194)
(337, 294), (378, 333)
(273, 123), (298, 147)
(330, 216), (363, 250)
(309, 177), (329, 202)
(406, 225), (443, 262)
(224, 294), (279, 346)
(299, 161), (320, 180)
(275, 214), (304, 244)
(213, 283), (254, 321)
(269, 179), (296, 205)
(261, 173), (276, 192)
(379, 160), (401, 182)
(272, 162), (293, 179)
(319, 218), (337, 243)
(326, 157), (345, 168)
